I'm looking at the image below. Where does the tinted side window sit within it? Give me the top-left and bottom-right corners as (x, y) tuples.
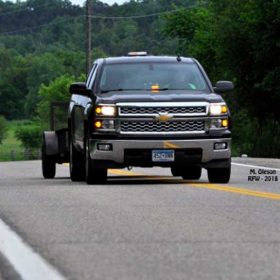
(86, 64), (97, 88)
(88, 64), (98, 89)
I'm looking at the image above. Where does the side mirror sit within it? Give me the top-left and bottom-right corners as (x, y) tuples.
(214, 81), (234, 93)
(69, 82), (91, 96)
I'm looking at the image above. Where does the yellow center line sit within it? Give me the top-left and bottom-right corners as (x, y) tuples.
(189, 183), (280, 201)
(109, 169), (143, 176)
(108, 169), (280, 201)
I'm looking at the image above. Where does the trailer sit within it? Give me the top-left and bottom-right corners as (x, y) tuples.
(41, 101), (69, 178)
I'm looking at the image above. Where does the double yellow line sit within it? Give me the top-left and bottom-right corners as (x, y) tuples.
(190, 183), (280, 201)
(109, 169), (280, 201)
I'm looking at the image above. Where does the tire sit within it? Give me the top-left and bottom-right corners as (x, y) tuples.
(171, 166), (202, 180)
(181, 167), (202, 180)
(207, 167), (231, 183)
(69, 134), (85, 182)
(42, 143), (56, 179)
(171, 166), (182, 177)
(85, 136), (107, 185)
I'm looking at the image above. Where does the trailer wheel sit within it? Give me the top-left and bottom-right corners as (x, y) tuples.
(42, 142), (56, 179)
(207, 167), (231, 183)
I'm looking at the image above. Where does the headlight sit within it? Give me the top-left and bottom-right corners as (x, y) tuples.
(209, 103), (228, 116)
(94, 120), (115, 130)
(210, 118), (229, 129)
(95, 105), (116, 116)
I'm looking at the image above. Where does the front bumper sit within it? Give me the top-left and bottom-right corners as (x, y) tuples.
(89, 138), (231, 167)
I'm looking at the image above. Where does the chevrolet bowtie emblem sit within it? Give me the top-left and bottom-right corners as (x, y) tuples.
(154, 112), (173, 122)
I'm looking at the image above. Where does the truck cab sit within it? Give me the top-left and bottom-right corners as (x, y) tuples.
(68, 53), (234, 184)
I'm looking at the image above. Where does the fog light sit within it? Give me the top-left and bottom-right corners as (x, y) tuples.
(97, 143), (112, 151)
(214, 142), (227, 150)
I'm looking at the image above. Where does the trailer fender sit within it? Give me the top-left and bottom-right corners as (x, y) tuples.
(43, 131), (59, 156)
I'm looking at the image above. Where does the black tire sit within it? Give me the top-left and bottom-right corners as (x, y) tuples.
(42, 143), (56, 179)
(69, 134), (85, 182)
(181, 167), (202, 180)
(171, 166), (202, 180)
(207, 167), (231, 183)
(171, 166), (182, 177)
(85, 137), (107, 185)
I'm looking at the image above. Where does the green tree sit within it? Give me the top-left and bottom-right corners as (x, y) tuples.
(36, 74), (85, 129)
(163, 0), (280, 157)
(15, 125), (42, 150)
(0, 115), (8, 144)
(0, 47), (28, 119)
(24, 52), (66, 116)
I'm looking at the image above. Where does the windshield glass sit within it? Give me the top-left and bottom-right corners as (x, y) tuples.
(99, 62), (209, 92)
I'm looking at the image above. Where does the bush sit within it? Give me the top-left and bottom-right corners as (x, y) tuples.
(36, 73), (85, 130)
(0, 115), (8, 144)
(251, 120), (280, 158)
(232, 110), (280, 158)
(231, 110), (257, 156)
(15, 125), (42, 150)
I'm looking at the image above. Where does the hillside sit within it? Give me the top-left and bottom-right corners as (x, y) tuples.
(0, 0), (279, 157)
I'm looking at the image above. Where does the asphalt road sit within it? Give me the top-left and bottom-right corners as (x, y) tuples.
(0, 158), (280, 280)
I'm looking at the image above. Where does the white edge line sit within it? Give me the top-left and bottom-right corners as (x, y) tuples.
(232, 162), (280, 172)
(0, 219), (66, 280)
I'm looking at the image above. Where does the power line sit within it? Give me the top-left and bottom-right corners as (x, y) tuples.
(1, 23), (54, 35)
(87, 6), (196, 20)
(0, 5), (198, 36)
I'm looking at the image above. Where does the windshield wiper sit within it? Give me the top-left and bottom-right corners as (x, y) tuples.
(156, 88), (169, 91)
(100, 88), (124, 93)
(100, 88), (184, 93)
(101, 88), (150, 93)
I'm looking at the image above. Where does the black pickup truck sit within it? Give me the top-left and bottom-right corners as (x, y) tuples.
(42, 53), (234, 184)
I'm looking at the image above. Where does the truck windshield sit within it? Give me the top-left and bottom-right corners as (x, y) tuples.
(99, 62), (209, 93)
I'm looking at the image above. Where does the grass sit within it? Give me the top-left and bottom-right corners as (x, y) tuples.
(0, 120), (39, 161)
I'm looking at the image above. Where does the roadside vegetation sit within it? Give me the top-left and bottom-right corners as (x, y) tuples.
(0, 115), (7, 145)
(0, 121), (37, 161)
(0, 0), (279, 160)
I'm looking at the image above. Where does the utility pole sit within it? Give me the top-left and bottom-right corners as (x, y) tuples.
(86, 0), (92, 74)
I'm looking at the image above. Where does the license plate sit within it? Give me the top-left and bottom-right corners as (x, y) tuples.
(152, 150), (174, 162)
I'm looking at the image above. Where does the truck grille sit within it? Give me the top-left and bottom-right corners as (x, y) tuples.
(120, 120), (205, 134)
(120, 106), (206, 116)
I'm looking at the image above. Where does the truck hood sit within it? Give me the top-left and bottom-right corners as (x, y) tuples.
(95, 90), (224, 104)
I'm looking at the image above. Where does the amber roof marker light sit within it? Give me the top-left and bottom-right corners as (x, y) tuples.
(151, 84), (160, 93)
(128, 51), (148, 56)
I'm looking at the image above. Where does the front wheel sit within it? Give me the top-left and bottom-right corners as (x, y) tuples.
(69, 135), (85, 182)
(207, 167), (231, 183)
(85, 137), (107, 185)
(171, 166), (201, 180)
(42, 140), (56, 179)
(181, 167), (202, 180)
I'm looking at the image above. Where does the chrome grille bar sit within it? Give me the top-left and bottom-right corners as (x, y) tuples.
(118, 102), (209, 117)
(120, 120), (205, 135)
